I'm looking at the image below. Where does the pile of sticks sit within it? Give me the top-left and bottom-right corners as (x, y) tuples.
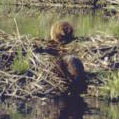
(0, 29), (119, 99)
(0, 30), (68, 99)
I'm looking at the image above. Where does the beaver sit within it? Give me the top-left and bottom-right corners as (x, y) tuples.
(58, 55), (86, 94)
(62, 55), (85, 81)
(50, 21), (74, 44)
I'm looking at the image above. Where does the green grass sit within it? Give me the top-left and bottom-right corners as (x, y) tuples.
(12, 48), (30, 74)
(0, 4), (119, 39)
(1, 9), (119, 39)
(11, 113), (23, 119)
(74, 14), (119, 37)
(99, 71), (119, 101)
(100, 103), (119, 119)
(107, 19), (119, 37)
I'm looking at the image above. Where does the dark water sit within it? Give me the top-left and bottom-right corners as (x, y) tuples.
(0, 96), (119, 119)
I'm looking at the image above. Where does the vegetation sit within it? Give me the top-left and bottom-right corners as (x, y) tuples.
(0, 10), (119, 39)
(100, 102), (119, 119)
(100, 71), (119, 101)
(12, 48), (30, 74)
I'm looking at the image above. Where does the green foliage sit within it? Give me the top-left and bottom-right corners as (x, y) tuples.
(11, 113), (22, 119)
(0, 3), (119, 38)
(100, 103), (119, 119)
(74, 14), (119, 37)
(12, 48), (30, 74)
(2, 12), (119, 38)
(100, 71), (119, 101)
(107, 19), (119, 37)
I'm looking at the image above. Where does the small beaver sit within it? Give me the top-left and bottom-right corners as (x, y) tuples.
(50, 21), (74, 44)
(58, 55), (86, 94)
(62, 55), (85, 81)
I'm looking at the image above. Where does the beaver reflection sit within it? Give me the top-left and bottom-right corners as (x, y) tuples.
(58, 95), (87, 119)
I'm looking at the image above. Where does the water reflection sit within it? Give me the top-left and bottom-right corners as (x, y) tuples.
(0, 95), (87, 119)
(84, 97), (119, 119)
(0, 96), (119, 119)
(58, 95), (87, 119)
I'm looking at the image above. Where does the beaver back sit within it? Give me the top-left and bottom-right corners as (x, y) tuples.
(62, 55), (84, 81)
(51, 21), (74, 44)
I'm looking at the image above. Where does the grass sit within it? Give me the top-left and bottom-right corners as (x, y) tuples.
(11, 113), (23, 119)
(99, 71), (119, 101)
(107, 19), (119, 37)
(12, 48), (30, 74)
(100, 103), (119, 119)
(74, 14), (119, 37)
(0, 6), (119, 39)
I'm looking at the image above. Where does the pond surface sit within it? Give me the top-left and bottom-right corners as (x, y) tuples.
(0, 95), (119, 119)
(0, 4), (119, 119)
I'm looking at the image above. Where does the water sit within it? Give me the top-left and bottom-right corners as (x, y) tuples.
(0, 96), (119, 119)
(0, 4), (119, 119)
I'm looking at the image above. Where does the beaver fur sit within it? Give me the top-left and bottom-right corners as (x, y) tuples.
(50, 21), (74, 44)
(57, 55), (86, 94)
(62, 55), (84, 81)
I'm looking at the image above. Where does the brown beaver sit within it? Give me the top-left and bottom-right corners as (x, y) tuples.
(50, 21), (74, 44)
(58, 55), (86, 94)
(58, 55), (85, 82)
